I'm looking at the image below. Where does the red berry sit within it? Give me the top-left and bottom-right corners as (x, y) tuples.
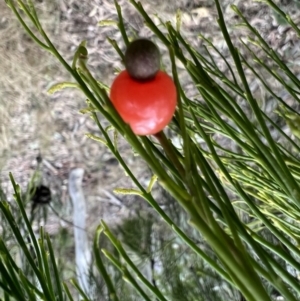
(110, 70), (177, 135)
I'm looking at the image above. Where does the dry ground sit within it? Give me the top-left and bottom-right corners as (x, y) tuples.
(1, 0), (300, 263)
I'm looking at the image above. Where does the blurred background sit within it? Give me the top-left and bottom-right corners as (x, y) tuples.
(1, 0), (300, 299)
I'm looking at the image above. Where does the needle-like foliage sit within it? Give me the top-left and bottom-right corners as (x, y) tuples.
(3, 0), (300, 300)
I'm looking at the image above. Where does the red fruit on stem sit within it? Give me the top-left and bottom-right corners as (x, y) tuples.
(110, 70), (177, 135)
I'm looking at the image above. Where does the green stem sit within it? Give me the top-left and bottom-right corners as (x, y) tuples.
(153, 131), (185, 178)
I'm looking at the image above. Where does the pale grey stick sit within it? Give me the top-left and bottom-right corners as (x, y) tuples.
(68, 168), (91, 295)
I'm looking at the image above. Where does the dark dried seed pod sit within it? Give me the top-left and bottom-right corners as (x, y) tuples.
(124, 38), (160, 81)
(30, 184), (52, 215)
(30, 185), (51, 205)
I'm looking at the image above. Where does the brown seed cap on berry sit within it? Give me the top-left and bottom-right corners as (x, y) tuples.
(124, 38), (160, 81)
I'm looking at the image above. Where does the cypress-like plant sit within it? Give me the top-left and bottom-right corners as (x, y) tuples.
(2, 0), (300, 300)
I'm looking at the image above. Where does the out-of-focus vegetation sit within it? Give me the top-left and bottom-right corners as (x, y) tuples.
(2, 0), (300, 300)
